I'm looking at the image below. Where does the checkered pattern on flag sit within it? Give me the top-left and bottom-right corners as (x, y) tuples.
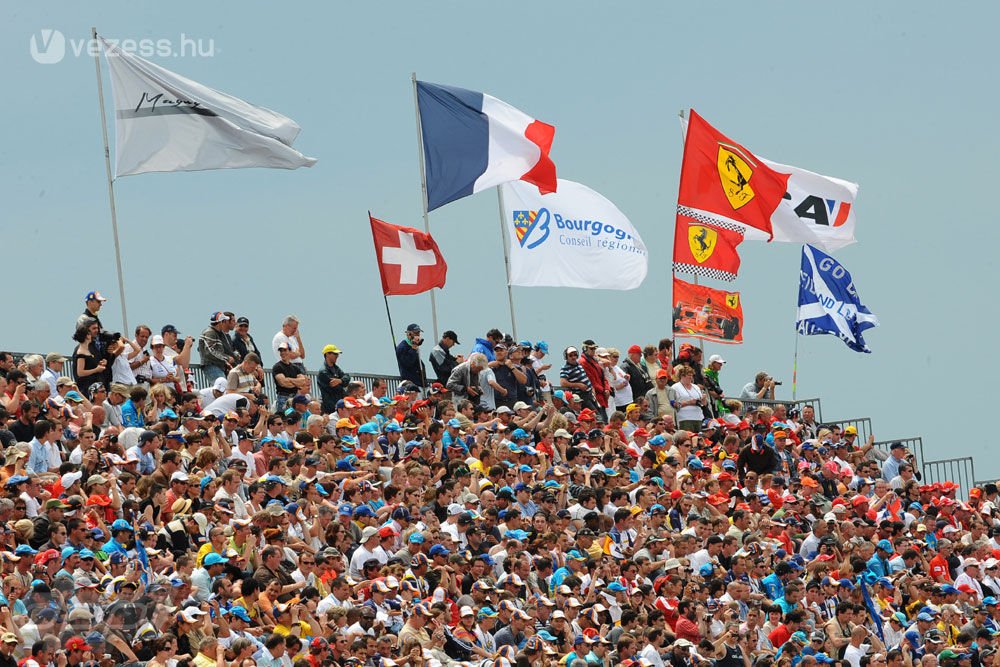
(673, 207), (745, 282)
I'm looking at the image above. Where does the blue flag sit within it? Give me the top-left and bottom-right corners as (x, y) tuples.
(796, 244), (879, 353)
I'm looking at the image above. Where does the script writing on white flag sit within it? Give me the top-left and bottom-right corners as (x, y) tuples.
(100, 37), (316, 177)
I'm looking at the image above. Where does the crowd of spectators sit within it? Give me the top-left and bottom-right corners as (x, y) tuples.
(0, 290), (992, 667)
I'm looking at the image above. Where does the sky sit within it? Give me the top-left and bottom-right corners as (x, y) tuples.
(2, 3), (995, 477)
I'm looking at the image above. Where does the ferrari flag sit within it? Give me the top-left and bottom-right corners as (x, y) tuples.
(369, 215), (447, 296)
(677, 110), (790, 240)
(672, 213), (744, 282)
(672, 276), (743, 344)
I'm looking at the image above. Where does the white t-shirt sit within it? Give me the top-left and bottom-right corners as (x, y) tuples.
(202, 394), (245, 417)
(149, 355), (177, 382)
(479, 368), (498, 410)
(272, 331), (300, 362)
(844, 643), (870, 667)
(610, 365), (633, 409)
(671, 382), (704, 422)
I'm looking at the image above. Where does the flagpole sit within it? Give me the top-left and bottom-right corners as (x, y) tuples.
(496, 187), (519, 339)
(383, 296), (397, 353)
(92, 27), (130, 335)
(792, 330), (799, 401)
(676, 109), (700, 355)
(410, 72), (440, 343)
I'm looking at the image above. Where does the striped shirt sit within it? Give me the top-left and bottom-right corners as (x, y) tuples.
(559, 362), (591, 389)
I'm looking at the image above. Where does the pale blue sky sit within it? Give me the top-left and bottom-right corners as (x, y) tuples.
(3, 3), (993, 476)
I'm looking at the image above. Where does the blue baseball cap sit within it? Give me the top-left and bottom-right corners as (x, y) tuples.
(838, 579), (855, 590)
(357, 422), (379, 435)
(534, 341), (549, 354)
(537, 630), (558, 642)
(429, 544), (450, 557)
(408, 532), (426, 544)
(511, 428), (529, 440)
(111, 519), (133, 532)
(158, 409), (179, 420)
(353, 506), (375, 518)
(228, 606), (252, 623)
(338, 503), (354, 516)
(61, 546), (78, 561)
(876, 539), (893, 552)
(518, 464), (534, 473)
(447, 418), (462, 428)
(607, 582), (627, 592)
(336, 459), (356, 472)
(699, 563), (715, 577)
(384, 422), (402, 433)
(942, 584), (960, 595)
(648, 435), (666, 447)
(14, 545), (37, 556)
(504, 529), (530, 541)
(203, 553), (229, 566)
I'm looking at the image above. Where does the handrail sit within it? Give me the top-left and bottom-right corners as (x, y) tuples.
(720, 396), (824, 422)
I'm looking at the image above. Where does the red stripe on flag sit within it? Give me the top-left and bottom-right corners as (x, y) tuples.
(520, 120), (557, 195)
(833, 202), (851, 228)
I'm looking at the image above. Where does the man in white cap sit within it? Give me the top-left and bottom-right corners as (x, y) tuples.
(349, 526), (387, 580)
(703, 354), (727, 412)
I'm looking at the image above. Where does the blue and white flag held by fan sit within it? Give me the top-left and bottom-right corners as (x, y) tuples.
(797, 244), (879, 353)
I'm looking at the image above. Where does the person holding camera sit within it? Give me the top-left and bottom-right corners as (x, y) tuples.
(740, 372), (777, 400)
(396, 324), (427, 389)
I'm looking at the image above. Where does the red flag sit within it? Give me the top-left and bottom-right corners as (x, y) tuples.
(677, 109), (790, 239)
(672, 213), (744, 282)
(369, 214), (447, 296)
(672, 276), (743, 344)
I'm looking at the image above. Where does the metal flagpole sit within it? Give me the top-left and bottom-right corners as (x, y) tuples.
(677, 109), (702, 355)
(410, 72), (440, 342)
(792, 331), (800, 401)
(383, 296), (397, 353)
(496, 187), (518, 339)
(92, 28), (130, 334)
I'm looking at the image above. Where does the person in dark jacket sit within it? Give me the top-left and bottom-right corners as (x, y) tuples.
(736, 434), (780, 482)
(623, 344), (653, 400)
(317, 344), (351, 414)
(395, 323), (426, 388)
(429, 330), (461, 385)
(231, 316), (262, 361)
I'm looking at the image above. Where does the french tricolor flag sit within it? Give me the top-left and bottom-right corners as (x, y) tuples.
(416, 81), (557, 212)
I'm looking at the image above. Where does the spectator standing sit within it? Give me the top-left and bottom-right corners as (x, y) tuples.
(198, 312), (237, 384)
(271, 316), (306, 370)
(395, 324), (426, 388)
(317, 345), (350, 415)
(429, 331), (461, 385)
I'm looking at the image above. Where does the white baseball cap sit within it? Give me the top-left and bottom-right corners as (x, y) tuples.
(708, 354), (726, 365)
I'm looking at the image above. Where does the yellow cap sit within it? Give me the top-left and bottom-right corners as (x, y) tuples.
(322, 344), (342, 355)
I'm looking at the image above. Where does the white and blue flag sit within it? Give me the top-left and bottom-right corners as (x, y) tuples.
(796, 244), (879, 353)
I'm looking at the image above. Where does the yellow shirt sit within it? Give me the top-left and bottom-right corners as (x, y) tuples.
(195, 543), (219, 568)
(193, 653), (216, 667)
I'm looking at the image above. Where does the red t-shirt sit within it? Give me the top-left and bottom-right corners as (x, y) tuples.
(674, 616), (702, 643)
(768, 624), (792, 648)
(929, 554), (952, 582)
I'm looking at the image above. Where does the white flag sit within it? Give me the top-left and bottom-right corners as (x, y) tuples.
(502, 179), (648, 290)
(679, 117), (858, 252)
(765, 158), (859, 252)
(101, 38), (317, 176)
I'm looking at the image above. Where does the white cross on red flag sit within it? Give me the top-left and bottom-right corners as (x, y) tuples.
(369, 214), (448, 296)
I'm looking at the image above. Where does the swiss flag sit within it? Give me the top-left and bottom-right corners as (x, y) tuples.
(678, 109), (790, 239)
(672, 214), (744, 282)
(369, 214), (447, 296)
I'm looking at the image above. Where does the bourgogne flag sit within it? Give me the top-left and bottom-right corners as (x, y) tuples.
(796, 244), (878, 353)
(677, 110), (790, 240)
(416, 81), (557, 211)
(100, 38), (317, 176)
(672, 213), (744, 282)
(369, 215), (448, 296)
(672, 276), (743, 344)
(679, 116), (859, 252)
(501, 179), (648, 290)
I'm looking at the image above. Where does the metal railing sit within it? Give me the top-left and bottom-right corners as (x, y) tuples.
(182, 363), (405, 406)
(824, 418), (874, 444)
(722, 396), (824, 422)
(872, 437), (925, 474)
(922, 457), (977, 500)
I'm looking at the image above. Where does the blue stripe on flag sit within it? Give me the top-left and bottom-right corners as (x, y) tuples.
(416, 81), (488, 211)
